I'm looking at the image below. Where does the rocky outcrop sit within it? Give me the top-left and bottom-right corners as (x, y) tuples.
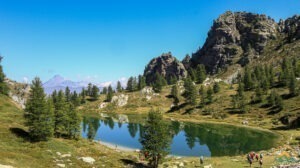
(191, 11), (278, 73)
(279, 15), (300, 41)
(111, 94), (128, 107)
(144, 52), (187, 84)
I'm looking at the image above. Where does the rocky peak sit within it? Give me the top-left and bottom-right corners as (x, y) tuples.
(191, 11), (278, 73)
(279, 15), (300, 41)
(144, 52), (187, 84)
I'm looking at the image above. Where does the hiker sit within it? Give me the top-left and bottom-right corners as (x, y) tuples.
(200, 155), (204, 165)
(247, 154), (252, 167)
(260, 153), (263, 159)
(255, 153), (259, 161)
(259, 159), (263, 168)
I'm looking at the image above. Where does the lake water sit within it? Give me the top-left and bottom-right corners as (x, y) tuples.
(81, 115), (279, 157)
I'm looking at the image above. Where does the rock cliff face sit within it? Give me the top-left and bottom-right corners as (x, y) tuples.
(279, 15), (300, 41)
(191, 11), (278, 73)
(144, 52), (187, 84)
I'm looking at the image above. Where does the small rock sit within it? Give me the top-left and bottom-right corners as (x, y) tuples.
(178, 162), (184, 167)
(56, 164), (65, 168)
(56, 152), (61, 156)
(204, 164), (213, 168)
(61, 154), (71, 158)
(79, 157), (95, 164)
(231, 159), (239, 162)
(0, 164), (14, 168)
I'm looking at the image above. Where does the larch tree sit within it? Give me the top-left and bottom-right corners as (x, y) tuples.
(25, 77), (54, 141)
(139, 109), (171, 168)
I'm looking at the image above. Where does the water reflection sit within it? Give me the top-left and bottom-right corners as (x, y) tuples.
(81, 116), (278, 157)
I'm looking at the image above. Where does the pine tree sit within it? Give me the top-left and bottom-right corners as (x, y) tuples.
(206, 87), (213, 104)
(66, 104), (80, 139)
(139, 109), (171, 168)
(153, 72), (165, 93)
(80, 88), (86, 104)
(188, 68), (197, 81)
(0, 56), (8, 95)
(87, 83), (92, 96)
(53, 90), (69, 137)
(25, 77), (54, 141)
(117, 81), (122, 92)
(171, 84), (180, 106)
(138, 75), (146, 90)
(126, 76), (134, 92)
(243, 66), (253, 90)
(71, 91), (80, 107)
(102, 87), (108, 94)
(91, 85), (99, 100)
(268, 90), (277, 107)
(199, 85), (206, 107)
(65, 87), (71, 102)
(183, 77), (197, 106)
(213, 82), (220, 93)
(106, 85), (113, 102)
(289, 71), (298, 96)
(196, 64), (206, 84)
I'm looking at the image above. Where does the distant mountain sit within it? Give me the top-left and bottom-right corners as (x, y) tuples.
(43, 75), (126, 94)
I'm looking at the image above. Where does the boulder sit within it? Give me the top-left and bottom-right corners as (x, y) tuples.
(111, 94), (128, 107)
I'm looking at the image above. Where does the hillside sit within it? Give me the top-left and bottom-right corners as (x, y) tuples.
(0, 95), (129, 168)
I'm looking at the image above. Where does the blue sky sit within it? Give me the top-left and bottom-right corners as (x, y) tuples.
(0, 0), (299, 83)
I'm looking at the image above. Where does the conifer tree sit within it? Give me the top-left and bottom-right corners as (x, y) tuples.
(183, 77), (197, 106)
(0, 56), (8, 95)
(65, 87), (71, 102)
(206, 86), (213, 104)
(289, 71), (298, 96)
(199, 85), (206, 107)
(213, 82), (220, 93)
(91, 85), (99, 100)
(138, 75), (146, 90)
(243, 66), (253, 90)
(87, 83), (92, 96)
(66, 104), (80, 139)
(188, 69), (197, 81)
(102, 87), (108, 94)
(117, 81), (122, 92)
(196, 64), (206, 84)
(106, 85), (113, 102)
(25, 77), (54, 141)
(80, 88), (86, 104)
(71, 91), (80, 107)
(139, 109), (171, 168)
(53, 90), (69, 137)
(171, 84), (180, 106)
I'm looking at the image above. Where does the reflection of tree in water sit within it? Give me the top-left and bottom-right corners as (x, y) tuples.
(82, 117), (100, 140)
(170, 121), (181, 137)
(184, 124), (198, 149)
(127, 123), (139, 138)
(139, 124), (145, 139)
(183, 123), (278, 156)
(118, 122), (122, 128)
(107, 117), (115, 130)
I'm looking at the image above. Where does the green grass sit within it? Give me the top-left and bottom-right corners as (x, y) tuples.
(0, 95), (128, 168)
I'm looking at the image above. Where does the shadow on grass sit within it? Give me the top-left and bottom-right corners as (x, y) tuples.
(9, 127), (30, 141)
(120, 159), (149, 168)
(166, 103), (188, 113)
(270, 125), (289, 130)
(225, 108), (245, 114)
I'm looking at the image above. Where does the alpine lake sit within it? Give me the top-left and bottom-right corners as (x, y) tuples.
(81, 113), (279, 157)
